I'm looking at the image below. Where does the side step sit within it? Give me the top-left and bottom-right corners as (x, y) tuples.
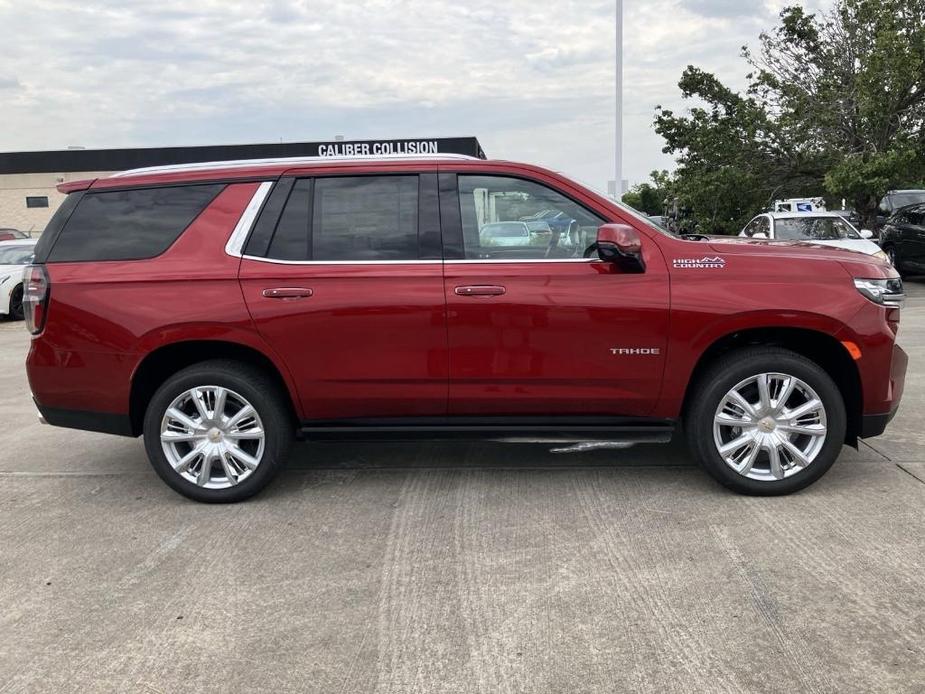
(298, 417), (675, 443)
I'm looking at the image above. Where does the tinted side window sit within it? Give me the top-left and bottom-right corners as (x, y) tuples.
(907, 206), (925, 226)
(49, 184), (223, 262)
(32, 191), (84, 262)
(312, 176), (418, 261)
(457, 175), (604, 260)
(266, 179), (311, 260)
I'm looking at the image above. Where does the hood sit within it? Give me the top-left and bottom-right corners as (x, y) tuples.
(687, 235), (897, 279)
(703, 235), (876, 261)
(808, 238), (883, 256)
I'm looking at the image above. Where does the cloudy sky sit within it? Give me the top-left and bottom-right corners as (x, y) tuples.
(0, 0), (827, 189)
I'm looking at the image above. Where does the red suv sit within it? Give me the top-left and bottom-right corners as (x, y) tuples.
(24, 154), (907, 502)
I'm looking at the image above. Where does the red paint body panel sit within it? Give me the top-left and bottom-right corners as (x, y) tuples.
(26, 157), (906, 438)
(444, 257), (669, 416)
(239, 260), (448, 419)
(27, 183), (296, 414)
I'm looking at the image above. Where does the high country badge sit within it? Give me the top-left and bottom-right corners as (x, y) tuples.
(672, 256), (726, 269)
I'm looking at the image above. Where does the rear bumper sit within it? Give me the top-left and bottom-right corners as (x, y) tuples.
(34, 400), (135, 437)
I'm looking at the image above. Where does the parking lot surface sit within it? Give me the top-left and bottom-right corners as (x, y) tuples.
(1, 282), (923, 694)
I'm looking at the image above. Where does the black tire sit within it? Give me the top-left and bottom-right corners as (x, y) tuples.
(883, 245), (904, 277)
(143, 359), (293, 503)
(8, 284), (24, 321)
(685, 347), (846, 496)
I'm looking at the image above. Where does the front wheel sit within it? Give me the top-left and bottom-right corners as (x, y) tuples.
(685, 347), (846, 495)
(143, 360), (293, 502)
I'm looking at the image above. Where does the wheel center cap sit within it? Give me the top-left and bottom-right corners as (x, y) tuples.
(758, 417), (777, 433)
(207, 427), (223, 442)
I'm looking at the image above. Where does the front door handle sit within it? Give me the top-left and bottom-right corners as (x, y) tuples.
(262, 287), (313, 299)
(455, 285), (506, 297)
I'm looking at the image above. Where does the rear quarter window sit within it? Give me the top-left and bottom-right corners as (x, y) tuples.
(48, 184), (224, 262)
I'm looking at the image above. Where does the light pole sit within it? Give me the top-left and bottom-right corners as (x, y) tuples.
(615, 0), (623, 199)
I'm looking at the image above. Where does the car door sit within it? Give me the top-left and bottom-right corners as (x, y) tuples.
(238, 171), (448, 421)
(439, 172), (670, 417)
(901, 205), (925, 270)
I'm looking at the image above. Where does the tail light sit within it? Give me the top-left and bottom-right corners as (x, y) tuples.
(22, 264), (49, 335)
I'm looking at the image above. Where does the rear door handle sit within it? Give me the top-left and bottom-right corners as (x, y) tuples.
(262, 287), (313, 299)
(455, 285), (506, 296)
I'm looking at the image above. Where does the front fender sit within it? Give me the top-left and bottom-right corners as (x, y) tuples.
(653, 308), (859, 419)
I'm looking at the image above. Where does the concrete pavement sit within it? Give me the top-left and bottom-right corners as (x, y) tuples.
(0, 282), (923, 693)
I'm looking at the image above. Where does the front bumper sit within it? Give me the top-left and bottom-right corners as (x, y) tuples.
(860, 408), (900, 439)
(859, 343), (907, 439)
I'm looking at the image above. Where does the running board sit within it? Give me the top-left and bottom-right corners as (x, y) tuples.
(298, 417), (675, 443)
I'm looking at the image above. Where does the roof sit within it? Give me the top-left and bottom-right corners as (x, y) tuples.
(0, 137), (486, 175)
(108, 152), (479, 178)
(62, 154), (548, 193)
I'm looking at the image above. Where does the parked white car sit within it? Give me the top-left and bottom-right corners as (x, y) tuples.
(0, 239), (37, 321)
(740, 212), (887, 261)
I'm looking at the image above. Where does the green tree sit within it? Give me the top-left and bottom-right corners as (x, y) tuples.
(622, 170), (672, 215)
(655, 0), (925, 232)
(750, 1), (925, 228)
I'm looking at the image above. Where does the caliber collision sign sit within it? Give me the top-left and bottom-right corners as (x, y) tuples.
(0, 136), (487, 175)
(315, 138), (485, 158)
(318, 140), (440, 157)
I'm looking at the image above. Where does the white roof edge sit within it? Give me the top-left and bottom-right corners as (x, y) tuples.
(769, 211), (845, 217)
(110, 153), (481, 178)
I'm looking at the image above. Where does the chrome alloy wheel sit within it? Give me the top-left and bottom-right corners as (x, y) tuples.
(160, 386), (265, 489)
(712, 373), (827, 482)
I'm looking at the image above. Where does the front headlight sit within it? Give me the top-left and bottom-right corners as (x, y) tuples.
(873, 250), (889, 263)
(854, 278), (905, 308)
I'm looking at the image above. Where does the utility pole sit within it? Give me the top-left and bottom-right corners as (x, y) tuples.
(615, 0), (623, 199)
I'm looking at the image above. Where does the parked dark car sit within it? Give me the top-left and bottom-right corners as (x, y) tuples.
(879, 204), (925, 276)
(877, 190), (925, 230)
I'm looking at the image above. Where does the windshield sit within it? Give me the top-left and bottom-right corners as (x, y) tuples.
(774, 217), (860, 241)
(891, 192), (925, 209)
(0, 245), (35, 265)
(560, 173), (676, 237)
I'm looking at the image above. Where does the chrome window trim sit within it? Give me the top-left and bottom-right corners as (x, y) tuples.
(237, 255), (598, 266)
(447, 258), (598, 264)
(241, 255), (442, 265)
(224, 182), (274, 258)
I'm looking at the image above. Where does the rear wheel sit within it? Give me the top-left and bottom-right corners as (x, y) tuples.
(143, 360), (293, 502)
(685, 347), (846, 495)
(8, 284), (24, 321)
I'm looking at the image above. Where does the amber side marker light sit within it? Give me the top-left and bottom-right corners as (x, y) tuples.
(841, 340), (862, 361)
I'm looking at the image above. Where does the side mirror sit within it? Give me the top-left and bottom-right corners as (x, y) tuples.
(752, 231), (768, 239)
(859, 229), (874, 239)
(595, 223), (645, 272)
